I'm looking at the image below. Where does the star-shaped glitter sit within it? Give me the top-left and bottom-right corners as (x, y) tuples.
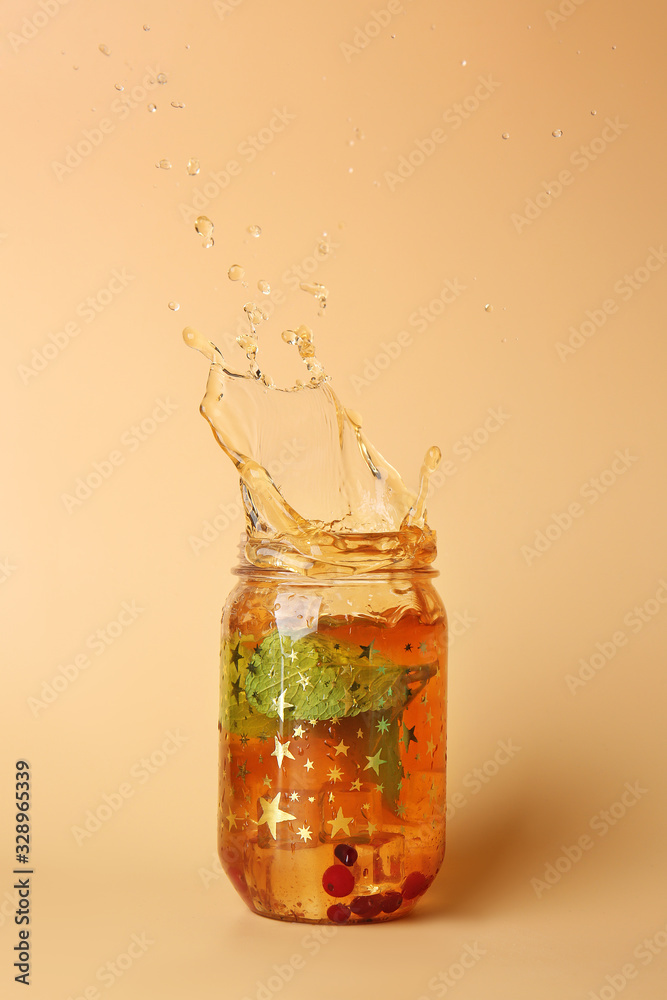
(396, 803), (406, 817)
(374, 783), (384, 794)
(365, 820), (377, 836)
(426, 709), (433, 724)
(304, 758), (314, 771)
(333, 739), (349, 756)
(404, 642), (412, 651)
(236, 760), (250, 783)
(257, 793), (296, 840)
(350, 778), (362, 791)
(359, 642), (373, 659)
(293, 724), (305, 739)
(428, 785), (438, 803)
(239, 733), (249, 748)
(327, 806), (353, 837)
(362, 802), (371, 811)
(402, 723), (418, 751)
(230, 676), (242, 702)
(263, 774), (273, 788)
(297, 672), (310, 691)
(376, 717), (390, 733)
(328, 791), (335, 802)
(328, 765), (343, 783)
(297, 824), (312, 842)
(419, 642), (427, 652)
(308, 796), (315, 803)
(271, 736), (295, 768)
(357, 728), (364, 739)
(364, 750), (387, 775)
(224, 806), (238, 830)
(230, 643), (243, 667)
(427, 740), (436, 756)
(272, 689), (294, 721)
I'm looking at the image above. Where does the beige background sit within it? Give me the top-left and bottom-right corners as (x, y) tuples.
(3, 0), (667, 997)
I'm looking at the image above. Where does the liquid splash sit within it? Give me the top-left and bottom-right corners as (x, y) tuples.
(183, 326), (439, 575)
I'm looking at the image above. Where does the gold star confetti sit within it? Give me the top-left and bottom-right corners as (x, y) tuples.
(308, 796), (315, 803)
(333, 739), (350, 756)
(350, 778), (362, 791)
(263, 774), (273, 788)
(271, 689), (294, 721)
(224, 806), (238, 830)
(257, 793), (296, 840)
(327, 765), (343, 783)
(364, 750), (387, 775)
(357, 728), (364, 738)
(297, 824), (312, 842)
(289, 791), (300, 801)
(427, 740), (436, 756)
(297, 672), (310, 690)
(362, 802), (371, 811)
(365, 820), (377, 836)
(271, 736), (295, 768)
(374, 783), (384, 794)
(304, 758), (314, 771)
(376, 717), (390, 733)
(293, 724), (305, 738)
(328, 791), (335, 802)
(327, 806), (353, 837)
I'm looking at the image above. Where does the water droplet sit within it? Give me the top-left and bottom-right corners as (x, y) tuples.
(156, 158), (172, 169)
(195, 216), (214, 238)
(157, 72), (168, 85)
(461, 59), (467, 66)
(502, 132), (510, 140)
(228, 265), (245, 281)
(281, 329), (296, 344)
(171, 101), (185, 109)
(591, 110), (597, 116)
(114, 83), (124, 91)
(168, 301), (180, 311)
(143, 24), (150, 31)
(187, 158), (200, 175)
(73, 65), (79, 70)
(552, 129), (563, 138)
(354, 126), (364, 140)
(484, 303), (493, 312)
(247, 225), (262, 238)
(98, 43), (110, 56)
(300, 281), (328, 311)
(317, 240), (330, 256)
(611, 45), (616, 50)
(147, 103), (157, 112)
(258, 279), (270, 295)
(202, 237), (214, 249)
(348, 167), (354, 173)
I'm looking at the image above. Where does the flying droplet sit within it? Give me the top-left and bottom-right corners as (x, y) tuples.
(98, 44), (110, 56)
(485, 303), (493, 312)
(147, 103), (157, 112)
(591, 110), (597, 116)
(281, 329), (296, 344)
(247, 225), (262, 237)
(195, 216), (214, 238)
(202, 237), (214, 249)
(168, 301), (180, 311)
(502, 132), (510, 140)
(317, 239), (330, 256)
(171, 101), (185, 109)
(228, 265), (245, 281)
(354, 126), (364, 140)
(461, 59), (467, 66)
(187, 158), (200, 175)
(258, 279), (270, 295)
(552, 129), (563, 138)
(156, 158), (172, 169)
(300, 281), (328, 311)
(611, 45), (616, 50)
(114, 83), (124, 91)
(157, 72), (168, 85)
(143, 24), (150, 31)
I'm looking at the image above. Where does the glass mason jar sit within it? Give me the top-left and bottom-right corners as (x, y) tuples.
(217, 542), (447, 924)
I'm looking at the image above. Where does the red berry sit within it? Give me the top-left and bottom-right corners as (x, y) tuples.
(350, 894), (383, 918)
(334, 844), (358, 867)
(380, 891), (403, 913)
(402, 871), (431, 900)
(327, 903), (351, 923)
(322, 865), (355, 897)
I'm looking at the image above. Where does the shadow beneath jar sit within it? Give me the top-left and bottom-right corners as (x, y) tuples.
(409, 794), (532, 920)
